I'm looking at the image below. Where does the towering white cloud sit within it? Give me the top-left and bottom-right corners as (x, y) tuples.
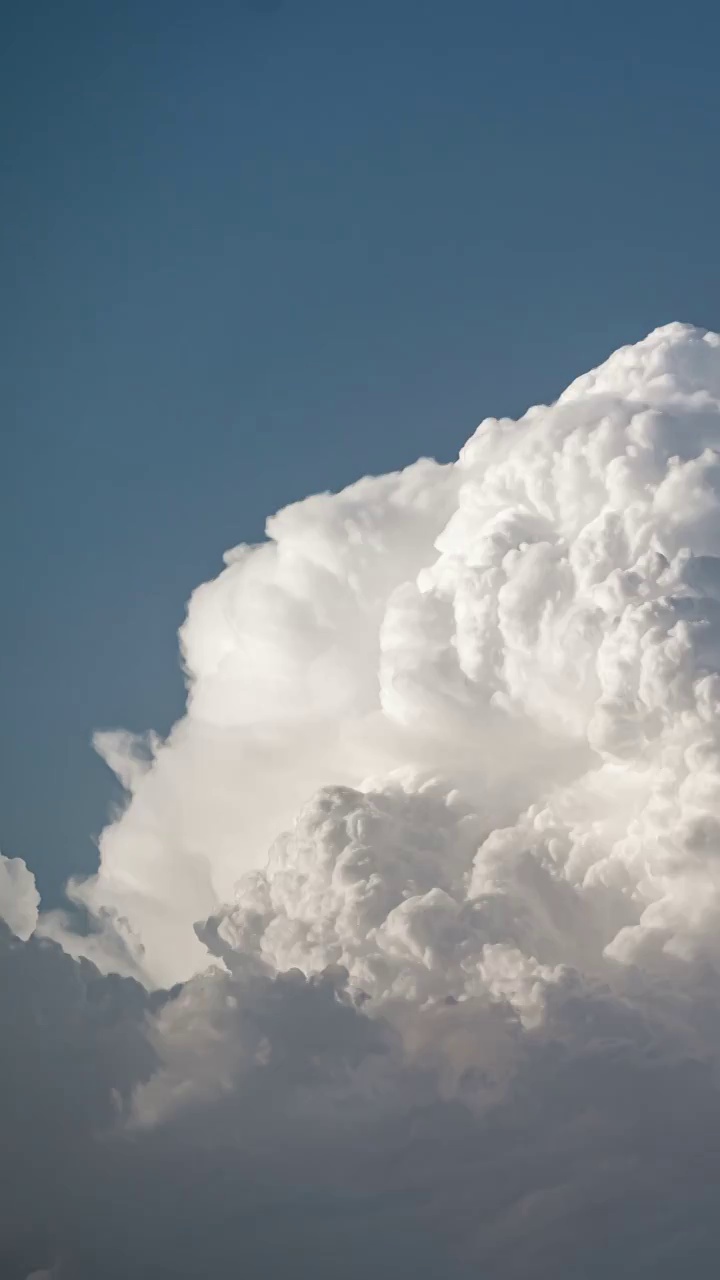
(39, 321), (720, 996)
(8, 322), (720, 1276)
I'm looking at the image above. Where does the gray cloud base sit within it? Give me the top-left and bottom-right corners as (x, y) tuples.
(3, 923), (720, 1277)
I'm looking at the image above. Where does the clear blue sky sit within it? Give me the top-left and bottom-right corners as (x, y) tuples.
(3, 0), (720, 902)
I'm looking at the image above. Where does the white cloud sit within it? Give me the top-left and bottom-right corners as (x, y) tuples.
(8, 323), (720, 1274)
(0, 853), (39, 941)
(39, 321), (720, 996)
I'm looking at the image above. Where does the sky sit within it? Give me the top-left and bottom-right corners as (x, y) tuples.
(8, 6), (720, 1276)
(3, 0), (720, 902)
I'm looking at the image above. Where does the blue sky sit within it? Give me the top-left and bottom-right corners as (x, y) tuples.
(3, 0), (720, 902)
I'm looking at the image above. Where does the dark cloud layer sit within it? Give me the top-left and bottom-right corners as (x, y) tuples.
(4, 923), (720, 1277)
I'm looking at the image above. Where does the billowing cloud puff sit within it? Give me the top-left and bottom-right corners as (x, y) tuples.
(8, 323), (720, 1275)
(0, 853), (39, 941)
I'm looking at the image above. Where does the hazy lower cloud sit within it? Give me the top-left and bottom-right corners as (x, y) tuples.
(6, 324), (720, 1275)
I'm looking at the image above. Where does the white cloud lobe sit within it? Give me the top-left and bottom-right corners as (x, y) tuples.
(7, 323), (720, 1276)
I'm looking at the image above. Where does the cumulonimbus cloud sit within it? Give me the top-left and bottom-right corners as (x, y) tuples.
(6, 323), (720, 1276)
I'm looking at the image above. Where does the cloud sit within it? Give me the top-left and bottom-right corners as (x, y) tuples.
(0, 922), (156, 1279)
(5, 927), (720, 1276)
(7, 323), (720, 1274)
(0, 853), (39, 941)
